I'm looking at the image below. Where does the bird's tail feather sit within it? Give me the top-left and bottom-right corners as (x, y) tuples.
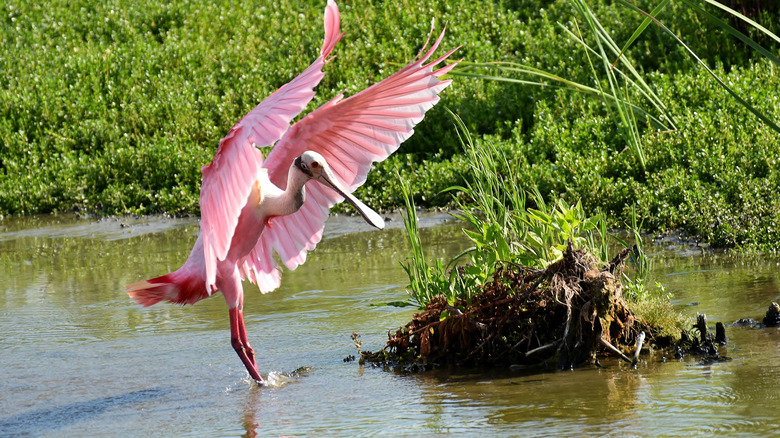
(126, 269), (210, 307)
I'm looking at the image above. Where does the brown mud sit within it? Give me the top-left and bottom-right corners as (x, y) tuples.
(359, 243), (729, 371)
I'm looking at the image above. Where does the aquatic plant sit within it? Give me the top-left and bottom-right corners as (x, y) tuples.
(440, 0), (779, 250)
(377, 118), (696, 371)
(399, 115), (647, 310)
(398, 174), (464, 309)
(387, 242), (645, 368)
(446, 111), (612, 267)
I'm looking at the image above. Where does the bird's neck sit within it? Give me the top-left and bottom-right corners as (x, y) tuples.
(274, 165), (308, 217)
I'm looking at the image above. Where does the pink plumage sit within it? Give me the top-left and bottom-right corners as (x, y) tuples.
(126, 0), (458, 383)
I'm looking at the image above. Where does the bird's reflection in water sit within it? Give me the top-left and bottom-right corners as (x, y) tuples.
(240, 367), (313, 437)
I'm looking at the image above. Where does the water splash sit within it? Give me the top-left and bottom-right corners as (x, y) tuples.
(250, 366), (313, 389)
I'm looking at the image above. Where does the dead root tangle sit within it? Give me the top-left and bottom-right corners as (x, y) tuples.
(362, 243), (654, 370)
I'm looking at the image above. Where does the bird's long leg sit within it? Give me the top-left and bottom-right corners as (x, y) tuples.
(229, 306), (264, 382)
(236, 307), (257, 369)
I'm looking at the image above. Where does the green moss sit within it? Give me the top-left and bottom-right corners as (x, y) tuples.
(630, 298), (691, 343)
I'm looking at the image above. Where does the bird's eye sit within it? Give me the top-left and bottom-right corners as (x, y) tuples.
(311, 162), (319, 169)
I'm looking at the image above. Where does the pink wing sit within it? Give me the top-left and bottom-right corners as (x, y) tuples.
(241, 28), (460, 292)
(199, 0), (342, 288)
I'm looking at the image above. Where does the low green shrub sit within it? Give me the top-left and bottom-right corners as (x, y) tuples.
(1, 0), (778, 250)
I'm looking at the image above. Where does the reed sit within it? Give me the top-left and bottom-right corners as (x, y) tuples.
(455, 0), (780, 174)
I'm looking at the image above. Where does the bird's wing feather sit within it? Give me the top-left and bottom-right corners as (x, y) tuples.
(243, 28), (459, 292)
(199, 0), (342, 288)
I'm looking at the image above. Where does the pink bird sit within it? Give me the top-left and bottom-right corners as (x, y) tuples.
(126, 0), (458, 383)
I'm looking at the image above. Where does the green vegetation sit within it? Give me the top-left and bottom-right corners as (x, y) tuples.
(380, 120), (687, 368)
(400, 116), (667, 307)
(386, 119), (689, 369)
(1, 0), (779, 249)
(401, 115), (615, 308)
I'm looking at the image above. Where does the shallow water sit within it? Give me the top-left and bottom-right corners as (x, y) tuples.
(0, 214), (778, 437)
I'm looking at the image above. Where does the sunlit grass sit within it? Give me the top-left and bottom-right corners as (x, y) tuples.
(399, 114), (651, 308)
(447, 0), (780, 251)
(2, 0), (779, 251)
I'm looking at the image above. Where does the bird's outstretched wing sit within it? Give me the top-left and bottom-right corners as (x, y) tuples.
(199, 0), (343, 289)
(242, 28), (460, 292)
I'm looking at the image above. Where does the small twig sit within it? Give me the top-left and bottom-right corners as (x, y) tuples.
(444, 304), (489, 330)
(510, 335), (530, 352)
(526, 339), (562, 357)
(631, 331), (645, 366)
(607, 245), (635, 275)
(351, 332), (362, 355)
(465, 331), (497, 360)
(599, 336), (632, 364)
(409, 320), (442, 336)
(559, 285), (576, 348)
(445, 304), (464, 315)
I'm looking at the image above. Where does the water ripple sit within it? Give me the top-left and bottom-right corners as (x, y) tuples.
(0, 388), (168, 438)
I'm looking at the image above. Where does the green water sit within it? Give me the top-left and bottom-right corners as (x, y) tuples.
(1, 214), (778, 437)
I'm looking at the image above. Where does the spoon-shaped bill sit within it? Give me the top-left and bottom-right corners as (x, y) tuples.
(316, 169), (385, 230)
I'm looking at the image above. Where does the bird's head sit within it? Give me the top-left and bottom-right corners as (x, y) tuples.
(294, 150), (385, 230)
(294, 150), (327, 179)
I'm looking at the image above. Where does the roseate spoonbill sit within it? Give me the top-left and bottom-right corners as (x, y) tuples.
(126, 0), (458, 383)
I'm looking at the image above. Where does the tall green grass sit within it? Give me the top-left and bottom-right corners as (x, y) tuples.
(618, 0), (780, 134)
(455, 0), (779, 174)
(399, 113), (651, 309)
(447, 112), (609, 270)
(398, 172), (484, 309)
(455, 0), (678, 173)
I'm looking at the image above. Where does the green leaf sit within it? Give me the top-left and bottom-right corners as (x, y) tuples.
(614, 0), (672, 68)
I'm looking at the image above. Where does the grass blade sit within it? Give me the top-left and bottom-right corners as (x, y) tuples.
(452, 63), (672, 130)
(680, 0), (780, 67)
(614, 0), (672, 67)
(617, 0), (780, 135)
(701, 0), (780, 44)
